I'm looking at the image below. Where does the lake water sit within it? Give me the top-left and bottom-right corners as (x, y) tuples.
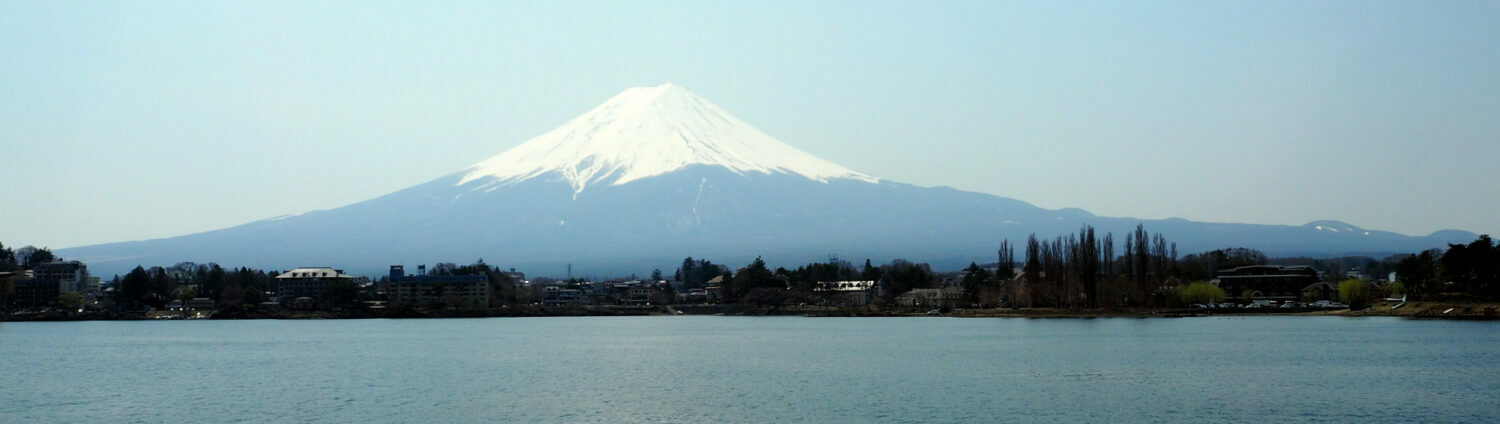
(2, 316), (1497, 423)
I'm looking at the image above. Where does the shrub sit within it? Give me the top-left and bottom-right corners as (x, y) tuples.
(1384, 281), (1406, 296)
(1179, 281), (1226, 305)
(1339, 279), (1372, 308)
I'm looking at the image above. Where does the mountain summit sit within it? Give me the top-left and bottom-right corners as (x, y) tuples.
(459, 83), (878, 196)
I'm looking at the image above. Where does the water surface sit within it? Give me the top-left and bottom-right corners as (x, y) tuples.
(2, 316), (1496, 423)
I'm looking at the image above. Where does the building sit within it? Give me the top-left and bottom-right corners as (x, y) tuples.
(626, 285), (660, 305)
(815, 280), (876, 306)
(704, 275), (726, 302)
(896, 287), (964, 308)
(274, 267), (353, 302)
(1214, 265), (1321, 302)
(7, 261), (91, 309)
(1300, 281), (1338, 301)
(187, 297), (216, 311)
(10, 277), (62, 309)
(543, 286), (585, 306)
(387, 265), (490, 309)
(681, 288), (710, 304)
(33, 260), (89, 294)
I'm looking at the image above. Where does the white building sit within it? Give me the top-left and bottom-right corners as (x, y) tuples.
(274, 267), (353, 302)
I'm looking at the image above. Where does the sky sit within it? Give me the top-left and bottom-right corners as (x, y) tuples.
(2, 0), (1497, 250)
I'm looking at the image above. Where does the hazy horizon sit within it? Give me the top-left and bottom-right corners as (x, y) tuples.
(4, 1), (1497, 249)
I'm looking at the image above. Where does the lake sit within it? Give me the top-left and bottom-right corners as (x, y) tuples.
(2, 316), (1497, 423)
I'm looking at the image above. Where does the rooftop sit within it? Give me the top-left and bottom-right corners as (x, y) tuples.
(276, 267), (351, 280)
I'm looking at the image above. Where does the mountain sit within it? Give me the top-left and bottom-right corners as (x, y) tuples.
(458, 83), (877, 196)
(59, 84), (1476, 278)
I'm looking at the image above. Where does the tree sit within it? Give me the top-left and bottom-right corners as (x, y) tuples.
(650, 269), (664, 282)
(26, 247), (54, 267)
(859, 259), (875, 280)
(1178, 281), (1226, 305)
(961, 262), (988, 304)
(1179, 247), (1268, 281)
(1436, 235), (1499, 298)
(57, 291), (86, 312)
(147, 267), (171, 307)
(1338, 279), (1372, 309)
(676, 258), (697, 287)
(198, 264), (225, 302)
(729, 257), (779, 303)
(14, 246), (54, 269)
(1075, 226), (1101, 308)
(1384, 281), (1406, 297)
(879, 260), (932, 301)
(431, 262), (458, 276)
(177, 287), (198, 315)
(675, 257), (726, 291)
(0, 242), (17, 271)
(114, 266), (152, 310)
(484, 265), (518, 306)
(996, 240), (1015, 280)
(322, 279), (363, 310)
(1396, 250), (1438, 300)
(658, 280), (676, 304)
(0, 275), (13, 310)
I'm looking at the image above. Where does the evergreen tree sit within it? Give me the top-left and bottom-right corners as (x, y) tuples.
(115, 266), (152, 310)
(879, 260), (932, 301)
(0, 242), (17, 271)
(676, 257), (699, 289)
(25, 247), (54, 268)
(730, 257), (778, 300)
(861, 259), (881, 281)
(961, 262), (988, 303)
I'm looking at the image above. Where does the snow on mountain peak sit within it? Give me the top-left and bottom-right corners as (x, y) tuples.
(458, 83), (878, 195)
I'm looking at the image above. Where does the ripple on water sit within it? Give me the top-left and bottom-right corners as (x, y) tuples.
(1, 316), (1497, 423)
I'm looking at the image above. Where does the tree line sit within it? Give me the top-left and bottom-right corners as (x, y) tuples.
(1394, 235), (1499, 301)
(666, 223), (1497, 310)
(10, 231), (1497, 314)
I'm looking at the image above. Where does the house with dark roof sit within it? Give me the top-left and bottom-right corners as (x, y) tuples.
(1300, 281), (1338, 301)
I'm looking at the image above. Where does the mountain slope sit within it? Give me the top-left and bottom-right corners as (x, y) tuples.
(57, 85), (1477, 277)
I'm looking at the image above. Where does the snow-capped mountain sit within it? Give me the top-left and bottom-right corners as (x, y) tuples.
(58, 84), (1475, 277)
(458, 83), (877, 196)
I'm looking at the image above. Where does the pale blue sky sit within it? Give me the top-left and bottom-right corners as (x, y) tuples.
(3, 1), (1497, 249)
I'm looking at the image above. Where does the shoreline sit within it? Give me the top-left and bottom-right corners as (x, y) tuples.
(5, 300), (1496, 322)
